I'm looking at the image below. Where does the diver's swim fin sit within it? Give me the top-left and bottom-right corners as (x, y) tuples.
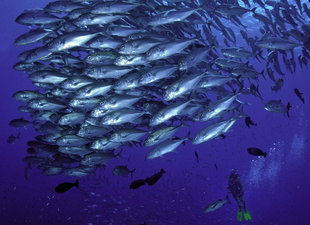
(244, 210), (252, 221)
(237, 210), (243, 221)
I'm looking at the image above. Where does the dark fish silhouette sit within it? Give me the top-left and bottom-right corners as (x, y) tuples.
(220, 134), (226, 139)
(145, 168), (166, 186)
(7, 132), (20, 144)
(55, 180), (79, 193)
(130, 179), (146, 189)
(194, 151), (199, 163)
(245, 116), (257, 128)
(294, 88), (305, 103)
(214, 164), (218, 171)
(9, 118), (31, 128)
(139, 223), (146, 225)
(286, 102), (292, 118)
(247, 147), (267, 158)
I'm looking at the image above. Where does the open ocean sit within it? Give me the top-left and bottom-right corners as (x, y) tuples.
(1, 0), (310, 224)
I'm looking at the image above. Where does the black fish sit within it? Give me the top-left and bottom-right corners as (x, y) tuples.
(245, 116), (257, 128)
(247, 148), (267, 158)
(294, 88), (305, 103)
(139, 223), (146, 225)
(145, 168), (166, 186)
(194, 151), (199, 163)
(55, 180), (79, 193)
(214, 164), (218, 171)
(286, 102), (292, 118)
(9, 118), (31, 128)
(220, 134), (226, 139)
(130, 179), (146, 189)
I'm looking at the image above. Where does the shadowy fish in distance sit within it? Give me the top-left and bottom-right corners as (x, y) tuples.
(264, 100), (291, 117)
(194, 151), (199, 163)
(294, 88), (305, 103)
(7, 132), (20, 144)
(113, 165), (136, 178)
(145, 168), (166, 186)
(55, 180), (79, 193)
(247, 147), (267, 158)
(130, 179), (146, 189)
(9, 118), (31, 128)
(244, 116), (257, 128)
(204, 195), (231, 213)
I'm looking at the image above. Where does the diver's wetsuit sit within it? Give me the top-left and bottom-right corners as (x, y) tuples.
(228, 168), (251, 221)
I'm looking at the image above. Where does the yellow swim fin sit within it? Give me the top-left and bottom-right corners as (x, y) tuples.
(244, 210), (252, 221)
(237, 210), (243, 222)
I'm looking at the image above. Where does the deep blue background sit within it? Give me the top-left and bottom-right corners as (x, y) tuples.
(1, 0), (310, 224)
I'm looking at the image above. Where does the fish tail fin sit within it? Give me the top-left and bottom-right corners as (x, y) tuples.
(75, 180), (79, 189)
(130, 168), (136, 178)
(244, 210), (252, 221)
(160, 168), (166, 174)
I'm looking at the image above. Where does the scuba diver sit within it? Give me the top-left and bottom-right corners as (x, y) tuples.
(227, 168), (252, 222)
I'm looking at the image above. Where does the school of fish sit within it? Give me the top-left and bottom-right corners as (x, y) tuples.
(12, 0), (310, 177)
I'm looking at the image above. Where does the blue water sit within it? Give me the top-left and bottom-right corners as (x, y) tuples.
(1, 0), (310, 224)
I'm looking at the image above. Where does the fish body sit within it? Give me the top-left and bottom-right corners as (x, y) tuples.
(147, 135), (188, 159)
(130, 179), (146, 189)
(204, 195), (231, 213)
(28, 98), (66, 111)
(247, 147), (267, 157)
(113, 166), (136, 177)
(56, 135), (91, 147)
(9, 118), (31, 128)
(146, 39), (196, 61)
(55, 180), (79, 193)
(110, 128), (148, 143)
(193, 118), (236, 145)
(294, 88), (305, 103)
(255, 36), (302, 51)
(148, 8), (198, 26)
(264, 100), (290, 115)
(48, 32), (99, 52)
(144, 126), (180, 147)
(163, 74), (204, 101)
(245, 116), (257, 128)
(149, 100), (191, 126)
(194, 94), (240, 122)
(145, 168), (166, 185)
(100, 108), (146, 126)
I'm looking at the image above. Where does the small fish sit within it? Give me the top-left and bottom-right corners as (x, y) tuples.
(245, 116), (257, 128)
(204, 195), (231, 213)
(7, 132), (20, 144)
(286, 102), (292, 118)
(247, 147), (267, 158)
(130, 179), (146, 189)
(113, 166), (136, 178)
(139, 223), (146, 225)
(194, 151), (199, 163)
(9, 118), (31, 128)
(55, 180), (79, 193)
(145, 168), (166, 186)
(220, 134), (226, 139)
(294, 88), (305, 103)
(214, 164), (218, 171)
